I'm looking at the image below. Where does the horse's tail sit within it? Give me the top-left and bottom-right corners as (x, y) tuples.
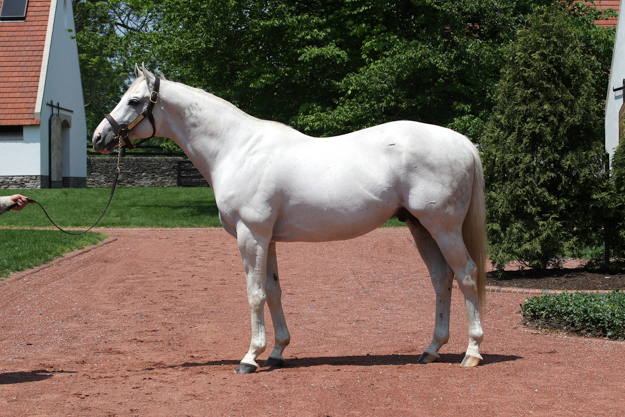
(461, 139), (487, 312)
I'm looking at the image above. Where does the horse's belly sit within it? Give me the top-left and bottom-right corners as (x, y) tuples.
(271, 204), (397, 242)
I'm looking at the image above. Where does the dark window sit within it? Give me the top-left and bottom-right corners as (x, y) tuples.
(0, 125), (24, 141)
(0, 0), (29, 21)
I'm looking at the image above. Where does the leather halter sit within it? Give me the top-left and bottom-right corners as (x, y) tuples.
(105, 76), (160, 150)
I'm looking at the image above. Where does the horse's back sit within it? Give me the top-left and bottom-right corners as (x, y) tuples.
(279, 120), (476, 206)
(257, 121), (477, 241)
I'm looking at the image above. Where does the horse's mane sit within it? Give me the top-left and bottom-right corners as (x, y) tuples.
(131, 74), (304, 136)
(156, 76), (301, 133)
(174, 80), (249, 115)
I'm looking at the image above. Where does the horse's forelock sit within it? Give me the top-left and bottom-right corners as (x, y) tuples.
(125, 76), (147, 96)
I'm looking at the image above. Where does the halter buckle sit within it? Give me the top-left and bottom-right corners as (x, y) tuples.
(149, 91), (159, 104)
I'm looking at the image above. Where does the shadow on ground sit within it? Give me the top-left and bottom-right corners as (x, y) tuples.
(0, 370), (54, 385)
(167, 352), (521, 372)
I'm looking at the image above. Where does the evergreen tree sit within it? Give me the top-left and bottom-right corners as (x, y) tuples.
(480, 5), (611, 270)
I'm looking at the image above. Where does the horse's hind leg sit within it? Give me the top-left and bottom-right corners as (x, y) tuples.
(406, 218), (454, 364)
(428, 227), (484, 367)
(262, 242), (291, 368)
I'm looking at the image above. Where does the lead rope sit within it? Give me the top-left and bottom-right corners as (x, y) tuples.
(1, 136), (124, 235)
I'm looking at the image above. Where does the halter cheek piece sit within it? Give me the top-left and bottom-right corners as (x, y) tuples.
(104, 76), (161, 150)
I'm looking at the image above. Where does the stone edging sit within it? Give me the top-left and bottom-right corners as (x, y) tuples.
(1, 237), (118, 284)
(452, 282), (613, 295)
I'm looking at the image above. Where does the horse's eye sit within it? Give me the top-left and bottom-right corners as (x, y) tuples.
(129, 98), (140, 105)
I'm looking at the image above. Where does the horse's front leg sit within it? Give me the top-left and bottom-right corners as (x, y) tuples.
(262, 242), (290, 368)
(235, 224), (272, 374)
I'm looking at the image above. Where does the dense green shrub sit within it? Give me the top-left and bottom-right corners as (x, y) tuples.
(521, 291), (625, 340)
(480, 5), (613, 271)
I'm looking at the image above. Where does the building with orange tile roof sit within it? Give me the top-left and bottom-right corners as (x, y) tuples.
(594, 0), (620, 27)
(0, 0), (86, 189)
(605, 0), (625, 160)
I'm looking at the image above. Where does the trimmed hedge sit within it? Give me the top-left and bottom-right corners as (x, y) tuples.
(520, 291), (625, 340)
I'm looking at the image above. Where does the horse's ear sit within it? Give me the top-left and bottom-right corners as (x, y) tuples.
(134, 63), (141, 78)
(141, 63), (156, 88)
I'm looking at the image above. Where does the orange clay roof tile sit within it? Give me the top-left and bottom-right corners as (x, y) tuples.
(0, 0), (51, 126)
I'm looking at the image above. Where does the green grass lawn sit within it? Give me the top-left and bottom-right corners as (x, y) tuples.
(0, 187), (403, 278)
(0, 187), (222, 228)
(0, 187), (220, 279)
(0, 229), (108, 278)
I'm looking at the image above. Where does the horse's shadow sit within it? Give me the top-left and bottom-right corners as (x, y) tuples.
(0, 370), (54, 385)
(176, 353), (521, 371)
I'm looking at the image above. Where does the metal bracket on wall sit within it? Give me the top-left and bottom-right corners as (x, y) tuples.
(46, 101), (74, 114)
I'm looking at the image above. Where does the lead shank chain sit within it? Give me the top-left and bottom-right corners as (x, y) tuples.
(117, 136), (123, 174)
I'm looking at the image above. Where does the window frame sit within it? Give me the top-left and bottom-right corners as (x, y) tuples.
(0, 0), (29, 21)
(0, 125), (24, 141)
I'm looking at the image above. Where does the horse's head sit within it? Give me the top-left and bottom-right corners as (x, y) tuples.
(93, 64), (161, 154)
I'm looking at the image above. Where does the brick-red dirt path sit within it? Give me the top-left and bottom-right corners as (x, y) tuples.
(0, 228), (623, 416)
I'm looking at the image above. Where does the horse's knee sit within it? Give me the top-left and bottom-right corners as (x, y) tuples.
(247, 288), (267, 308)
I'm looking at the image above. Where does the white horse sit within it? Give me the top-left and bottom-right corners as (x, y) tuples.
(94, 65), (487, 373)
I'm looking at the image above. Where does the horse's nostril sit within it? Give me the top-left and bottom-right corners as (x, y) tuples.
(93, 136), (103, 152)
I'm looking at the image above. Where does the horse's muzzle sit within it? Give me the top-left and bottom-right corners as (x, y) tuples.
(93, 133), (114, 154)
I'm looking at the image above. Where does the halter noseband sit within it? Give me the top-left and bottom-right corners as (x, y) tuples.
(104, 76), (161, 150)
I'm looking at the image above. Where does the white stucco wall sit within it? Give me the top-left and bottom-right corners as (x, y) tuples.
(0, 126), (42, 175)
(606, 0), (625, 163)
(36, 0), (87, 179)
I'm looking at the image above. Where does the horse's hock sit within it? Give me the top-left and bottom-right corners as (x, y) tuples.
(87, 157), (208, 188)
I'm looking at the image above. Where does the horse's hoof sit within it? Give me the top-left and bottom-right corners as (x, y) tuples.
(235, 363), (258, 374)
(460, 354), (482, 367)
(417, 351), (439, 364)
(263, 357), (286, 368)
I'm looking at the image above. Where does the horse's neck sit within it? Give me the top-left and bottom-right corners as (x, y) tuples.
(158, 81), (261, 184)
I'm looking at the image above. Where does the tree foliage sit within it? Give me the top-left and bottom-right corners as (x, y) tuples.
(73, 0), (158, 136)
(148, 0), (558, 138)
(480, 4), (614, 270)
(74, 0), (615, 142)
